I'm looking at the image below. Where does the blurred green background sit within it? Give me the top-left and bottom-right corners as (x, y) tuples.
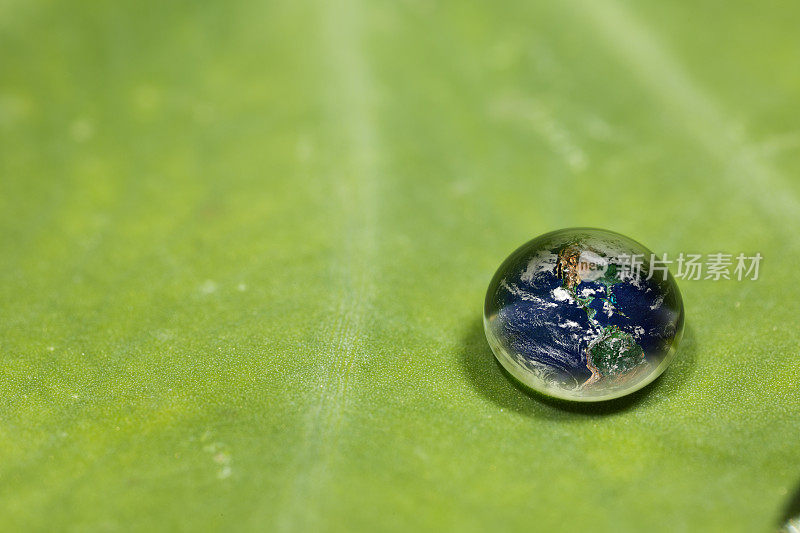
(1, 0), (799, 531)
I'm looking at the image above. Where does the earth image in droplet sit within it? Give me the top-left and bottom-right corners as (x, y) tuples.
(483, 228), (684, 401)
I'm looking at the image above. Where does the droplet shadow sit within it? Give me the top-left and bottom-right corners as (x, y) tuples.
(460, 318), (697, 418)
(778, 480), (800, 531)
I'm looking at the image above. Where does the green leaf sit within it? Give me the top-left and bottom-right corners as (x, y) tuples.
(1, 0), (798, 531)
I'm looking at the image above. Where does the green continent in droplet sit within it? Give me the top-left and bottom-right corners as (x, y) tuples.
(587, 326), (645, 378)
